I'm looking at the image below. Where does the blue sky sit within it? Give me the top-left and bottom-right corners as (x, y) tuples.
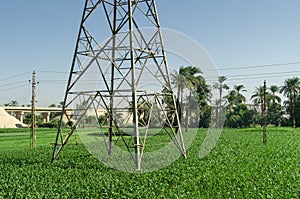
(1, 1), (300, 106)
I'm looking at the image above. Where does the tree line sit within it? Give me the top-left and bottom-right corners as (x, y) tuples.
(171, 66), (300, 128)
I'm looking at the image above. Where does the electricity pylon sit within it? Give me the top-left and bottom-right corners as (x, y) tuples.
(52, 0), (186, 170)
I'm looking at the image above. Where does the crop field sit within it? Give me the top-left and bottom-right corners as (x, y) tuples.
(0, 127), (299, 198)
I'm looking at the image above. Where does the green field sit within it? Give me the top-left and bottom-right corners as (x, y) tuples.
(0, 127), (299, 198)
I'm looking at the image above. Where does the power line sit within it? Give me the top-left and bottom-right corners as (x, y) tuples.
(0, 71), (31, 82)
(36, 70), (69, 74)
(0, 81), (28, 87)
(33, 61), (300, 77)
(202, 61), (300, 72)
(39, 80), (67, 83)
(36, 71), (300, 84)
(226, 70), (300, 78)
(205, 70), (300, 81)
(1, 61), (297, 79)
(226, 73), (300, 82)
(0, 84), (28, 92)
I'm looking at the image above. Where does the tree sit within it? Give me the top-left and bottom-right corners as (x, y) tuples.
(48, 104), (57, 108)
(171, 66), (188, 110)
(224, 90), (237, 114)
(58, 101), (64, 108)
(198, 105), (212, 128)
(269, 85), (281, 104)
(251, 86), (267, 126)
(171, 66), (202, 131)
(195, 77), (212, 128)
(234, 84), (247, 104)
(224, 84), (246, 114)
(183, 67), (202, 131)
(213, 76), (229, 127)
(213, 76), (230, 105)
(225, 103), (257, 128)
(224, 85), (258, 128)
(280, 77), (300, 127)
(251, 86), (265, 108)
(268, 103), (282, 127)
(295, 96), (300, 127)
(268, 85), (282, 127)
(23, 113), (42, 125)
(4, 100), (19, 107)
(171, 66), (201, 104)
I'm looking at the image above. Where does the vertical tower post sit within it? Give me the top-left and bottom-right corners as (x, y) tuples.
(128, 0), (141, 170)
(108, 0), (118, 155)
(31, 70), (37, 149)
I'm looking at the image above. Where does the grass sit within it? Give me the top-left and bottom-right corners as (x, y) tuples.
(0, 127), (299, 198)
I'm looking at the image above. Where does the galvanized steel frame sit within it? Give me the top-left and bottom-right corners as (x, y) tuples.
(52, 0), (186, 170)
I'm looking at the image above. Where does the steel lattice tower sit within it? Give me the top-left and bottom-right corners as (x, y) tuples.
(52, 0), (186, 170)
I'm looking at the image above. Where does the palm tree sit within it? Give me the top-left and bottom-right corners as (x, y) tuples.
(280, 77), (300, 127)
(234, 84), (247, 104)
(213, 76), (230, 105)
(224, 90), (237, 113)
(4, 100), (19, 107)
(224, 85), (246, 111)
(196, 76), (211, 107)
(268, 85), (282, 127)
(195, 77), (212, 128)
(48, 104), (57, 108)
(183, 66), (203, 98)
(295, 96), (300, 127)
(251, 86), (267, 126)
(171, 67), (198, 107)
(251, 86), (265, 108)
(269, 85), (281, 104)
(171, 66), (202, 131)
(186, 73), (205, 130)
(171, 67), (188, 108)
(213, 76), (229, 127)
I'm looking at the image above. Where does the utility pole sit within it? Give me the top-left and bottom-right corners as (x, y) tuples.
(30, 70), (37, 149)
(262, 80), (267, 145)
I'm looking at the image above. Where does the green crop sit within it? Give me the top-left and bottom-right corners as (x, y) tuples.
(0, 127), (299, 198)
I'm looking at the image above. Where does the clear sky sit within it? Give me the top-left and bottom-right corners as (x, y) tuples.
(1, 1), (300, 106)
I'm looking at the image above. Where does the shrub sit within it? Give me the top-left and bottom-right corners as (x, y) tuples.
(38, 119), (65, 128)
